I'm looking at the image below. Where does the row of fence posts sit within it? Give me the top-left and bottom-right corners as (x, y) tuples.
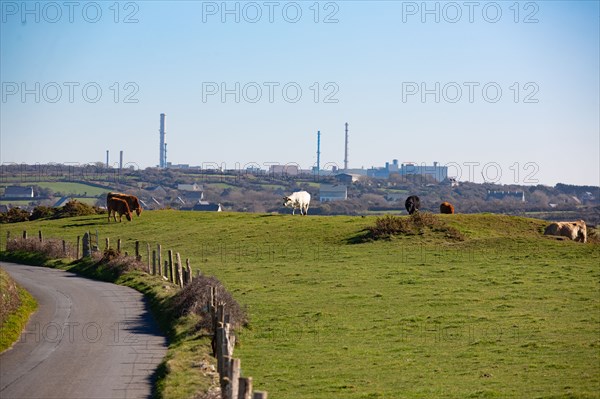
(7, 230), (267, 397)
(210, 287), (267, 399)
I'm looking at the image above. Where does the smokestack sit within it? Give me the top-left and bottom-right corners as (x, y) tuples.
(159, 113), (166, 168)
(119, 150), (123, 170)
(106, 150), (109, 168)
(344, 122), (349, 171)
(317, 130), (321, 172)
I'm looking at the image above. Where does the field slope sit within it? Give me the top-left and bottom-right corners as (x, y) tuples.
(2, 212), (599, 398)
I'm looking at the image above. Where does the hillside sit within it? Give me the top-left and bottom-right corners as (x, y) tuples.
(2, 212), (599, 398)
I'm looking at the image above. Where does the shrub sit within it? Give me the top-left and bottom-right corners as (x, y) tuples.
(6, 237), (73, 259)
(56, 200), (98, 218)
(30, 206), (57, 220)
(365, 212), (465, 241)
(170, 275), (248, 332)
(0, 208), (30, 224)
(92, 248), (146, 276)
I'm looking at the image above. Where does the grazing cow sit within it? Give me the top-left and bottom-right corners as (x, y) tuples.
(544, 220), (587, 243)
(283, 191), (311, 215)
(405, 195), (420, 215)
(107, 192), (142, 216)
(440, 202), (455, 214)
(107, 197), (132, 222)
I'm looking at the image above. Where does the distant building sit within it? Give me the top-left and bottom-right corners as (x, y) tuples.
(0, 204), (10, 213)
(319, 184), (348, 202)
(368, 160), (448, 182)
(335, 173), (362, 185)
(486, 190), (525, 202)
(3, 186), (34, 198)
(178, 183), (203, 192)
(183, 191), (204, 203)
(146, 185), (167, 196)
(53, 196), (73, 207)
(269, 164), (300, 176)
(192, 202), (222, 212)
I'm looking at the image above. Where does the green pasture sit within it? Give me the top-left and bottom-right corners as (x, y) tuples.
(7, 182), (110, 197)
(1, 212), (598, 398)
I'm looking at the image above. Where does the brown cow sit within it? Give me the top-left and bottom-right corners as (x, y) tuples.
(107, 192), (142, 216)
(440, 202), (455, 214)
(107, 197), (132, 222)
(544, 220), (587, 243)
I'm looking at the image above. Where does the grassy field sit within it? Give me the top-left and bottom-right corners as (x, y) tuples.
(1, 212), (599, 398)
(0, 268), (38, 352)
(4, 182), (110, 197)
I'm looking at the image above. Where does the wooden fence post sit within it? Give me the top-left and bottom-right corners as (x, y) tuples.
(152, 250), (156, 275)
(216, 322), (224, 375)
(105, 237), (110, 250)
(168, 250), (174, 283)
(62, 240), (67, 257)
(22, 230), (27, 240)
(253, 392), (267, 399)
(38, 230), (43, 242)
(186, 258), (192, 285)
(164, 261), (168, 278)
(239, 377), (253, 399)
(229, 358), (241, 399)
(82, 232), (91, 257)
(176, 252), (184, 287)
(146, 243), (151, 273)
(135, 241), (140, 261)
(157, 244), (162, 276)
(76, 236), (80, 259)
(117, 238), (122, 253)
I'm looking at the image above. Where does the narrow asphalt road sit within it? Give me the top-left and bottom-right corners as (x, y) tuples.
(0, 262), (168, 399)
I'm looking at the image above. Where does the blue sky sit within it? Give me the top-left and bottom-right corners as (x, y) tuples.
(1, 1), (598, 186)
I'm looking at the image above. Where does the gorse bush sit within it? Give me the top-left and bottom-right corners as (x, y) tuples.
(1, 200), (106, 224)
(56, 200), (104, 218)
(366, 212), (465, 241)
(0, 208), (30, 224)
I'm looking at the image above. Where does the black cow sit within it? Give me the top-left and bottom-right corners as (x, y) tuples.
(405, 195), (420, 215)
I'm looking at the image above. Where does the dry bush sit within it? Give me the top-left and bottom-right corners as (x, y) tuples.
(170, 275), (248, 332)
(6, 237), (73, 259)
(366, 212), (464, 241)
(92, 248), (147, 276)
(586, 225), (600, 243)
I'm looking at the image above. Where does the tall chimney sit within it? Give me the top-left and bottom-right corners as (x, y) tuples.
(119, 150), (123, 170)
(106, 150), (109, 168)
(316, 130), (321, 172)
(344, 122), (349, 171)
(159, 113), (166, 168)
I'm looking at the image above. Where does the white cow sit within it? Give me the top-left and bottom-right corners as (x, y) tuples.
(283, 191), (311, 215)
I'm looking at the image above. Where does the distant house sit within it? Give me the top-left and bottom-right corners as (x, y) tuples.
(3, 186), (34, 198)
(486, 190), (525, 202)
(319, 184), (348, 202)
(192, 202), (222, 212)
(146, 185), (167, 196)
(335, 173), (361, 185)
(0, 204), (10, 213)
(53, 196), (73, 207)
(177, 183), (203, 192)
(183, 191), (204, 203)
